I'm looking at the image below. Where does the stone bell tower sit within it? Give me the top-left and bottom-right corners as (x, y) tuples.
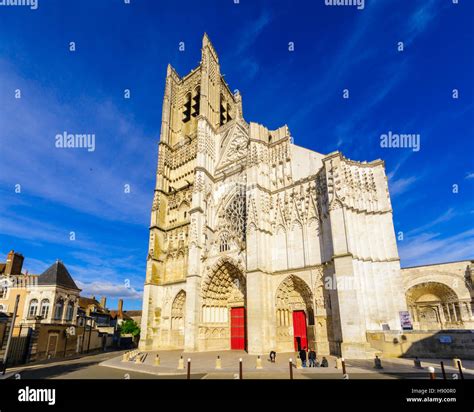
(140, 34), (243, 350)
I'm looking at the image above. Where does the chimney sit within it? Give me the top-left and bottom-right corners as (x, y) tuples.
(118, 299), (124, 317)
(5, 250), (24, 276)
(100, 296), (107, 309)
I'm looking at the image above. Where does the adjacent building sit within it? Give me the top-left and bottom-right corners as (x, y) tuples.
(0, 252), (116, 365)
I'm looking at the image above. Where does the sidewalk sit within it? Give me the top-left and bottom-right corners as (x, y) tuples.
(0, 348), (125, 379)
(100, 350), (473, 379)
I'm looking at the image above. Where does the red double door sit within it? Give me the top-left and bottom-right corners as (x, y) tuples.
(230, 307), (246, 350)
(293, 311), (308, 351)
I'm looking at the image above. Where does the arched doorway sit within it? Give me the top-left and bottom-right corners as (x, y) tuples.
(170, 290), (186, 347)
(406, 282), (464, 330)
(200, 259), (246, 351)
(275, 275), (314, 352)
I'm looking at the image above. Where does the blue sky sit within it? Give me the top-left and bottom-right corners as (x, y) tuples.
(0, 0), (473, 310)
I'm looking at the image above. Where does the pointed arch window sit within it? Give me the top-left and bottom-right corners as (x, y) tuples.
(220, 94), (227, 126)
(219, 232), (230, 252)
(183, 92), (192, 123)
(192, 87), (200, 117)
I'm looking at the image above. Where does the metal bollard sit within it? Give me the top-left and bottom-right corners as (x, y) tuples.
(457, 359), (464, 380)
(289, 358), (293, 380)
(187, 358), (191, 380)
(440, 361), (446, 380)
(374, 355), (383, 369)
(135, 353), (143, 364)
(215, 355), (222, 369)
(428, 366), (436, 380)
(178, 355), (184, 370)
(341, 358), (349, 379)
(239, 358), (243, 380)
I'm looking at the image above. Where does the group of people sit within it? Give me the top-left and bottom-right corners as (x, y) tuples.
(299, 347), (328, 368)
(268, 348), (328, 368)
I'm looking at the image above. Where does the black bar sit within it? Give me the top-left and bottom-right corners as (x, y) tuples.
(440, 361), (447, 380)
(457, 360), (464, 380)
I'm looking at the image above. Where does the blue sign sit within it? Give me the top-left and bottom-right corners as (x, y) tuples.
(439, 335), (452, 344)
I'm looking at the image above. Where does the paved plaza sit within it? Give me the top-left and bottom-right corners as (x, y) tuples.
(100, 350), (474, 379)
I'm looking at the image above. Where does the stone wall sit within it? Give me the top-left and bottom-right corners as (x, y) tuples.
(367, 330), (474, 359)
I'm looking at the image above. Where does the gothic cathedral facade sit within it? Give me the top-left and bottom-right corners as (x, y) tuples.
(139, 34), (408, 358)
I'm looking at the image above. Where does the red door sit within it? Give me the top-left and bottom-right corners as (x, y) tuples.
(292, 311), (307, 351)
(230, 307), (246, 350)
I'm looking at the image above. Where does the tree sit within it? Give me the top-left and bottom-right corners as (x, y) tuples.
(119, 319), (140, 337)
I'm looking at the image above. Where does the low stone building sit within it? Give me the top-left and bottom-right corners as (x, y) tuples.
(402, 260), (473, 331)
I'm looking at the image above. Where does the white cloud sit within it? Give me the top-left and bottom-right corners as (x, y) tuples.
(399, 228), (474, 267)
(388, 176), (419, 197)
(406, 207), (457, 236)
(405, 0), (442, 45)
(0, 59), (154, 226)
(76, 280), (143, 300)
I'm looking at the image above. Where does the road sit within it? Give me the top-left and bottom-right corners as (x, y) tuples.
(7, 351), (203, 379)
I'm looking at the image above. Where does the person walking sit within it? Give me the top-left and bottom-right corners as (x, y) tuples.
(299, 347), (307, 367)
(308, 348), (316, 367)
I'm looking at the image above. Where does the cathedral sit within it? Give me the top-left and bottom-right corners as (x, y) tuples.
(139, 34), (473, 359)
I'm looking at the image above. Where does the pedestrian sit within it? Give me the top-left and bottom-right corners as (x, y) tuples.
(320, 356), (328, 367)
(299, 347), (307, 367)
(308, 348), (317, 367)
(269, 350), (276, 363)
